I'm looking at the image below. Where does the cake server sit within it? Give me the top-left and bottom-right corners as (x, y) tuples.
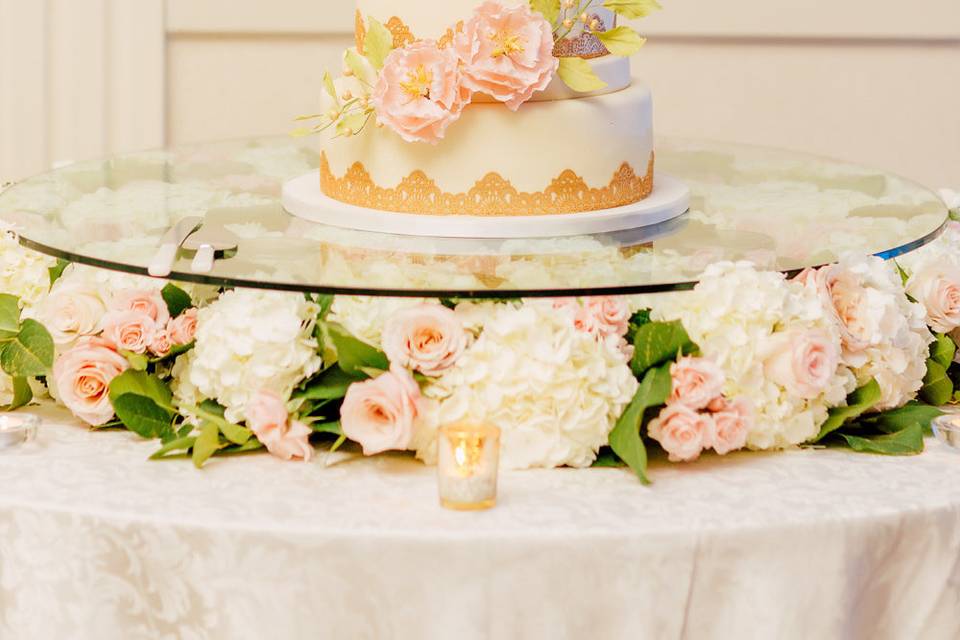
(181, 222), (240, 274)
(148, 216), (204, 277)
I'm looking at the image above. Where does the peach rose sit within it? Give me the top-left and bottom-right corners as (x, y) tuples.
(34, 283), (106, 346)
(797, 266), (869, 353)
(454, 0), (558, 110)
(341, 366), (421, 456)
(907, 266), (960, 334)
(373, 41), (472, 144)
(762, 329), (839, 400)
(669, 357), (726, 410)
(583, 297), (631, 338)
(149, 329), (173, 358)
(168, 308), (198, 345)
(246, 390), (314, 462)
(53, 337), (130, 426)
(112, 288), (170, 326)
(650, 404), (715, 463)
(382, 304), (468, 376)
(710, 397), (752, 456)
(101, 310), (158, 355)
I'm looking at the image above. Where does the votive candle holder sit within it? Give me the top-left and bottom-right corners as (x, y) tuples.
(437, 422), (501, 511)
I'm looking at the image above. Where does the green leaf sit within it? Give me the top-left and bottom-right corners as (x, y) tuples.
(0, 294), (21, 340)
(839, 423), (925, 456)
(921, 359), (954, 406)
(311, 421), (343, 436)
(316, 294), (335, 320)
(161, 283), (193, 318)
(1, 319), (54, 378)
(603, 0), (663, 19)
(557, 57), (608, 93)
(218, 439), (266, 456)
(931, 334), (956, 370)
(608, 363), (673, 484)
(860, 402), (943, 436)
(530, 0), (561, 23)
(150, 435), (197, 460)
(192, 421), (221, 469)
(123, 351), (149, 372)
(895, 262), (910, 287)
(48, 259), (70, 287)
(596, 26), (647, 57)
(7, 377), (33, 411)
(364, 18), (394, 71)
(336, 112), (370, 137)
(327, 323), (389, 375)
(344, 48), (373, 84)
(592, 447), (626, 468)
(813, 379), (882, 443)
(295, 365), (363, 401)
(113, 393), (174, 440)
(631, 320), (697, 378)
(109, 370), (174, 410)
(219, 421), (253, 446)
(322, 71), (340, 107)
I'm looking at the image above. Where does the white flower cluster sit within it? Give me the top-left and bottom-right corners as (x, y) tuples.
(648, 262), (856, 450)
(414, 302), (638, 469)
(0, 228), (56, 310)
(173, 289), (323, 423)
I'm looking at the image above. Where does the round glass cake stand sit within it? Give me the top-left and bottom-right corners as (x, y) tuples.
(0, 137), (947, 298)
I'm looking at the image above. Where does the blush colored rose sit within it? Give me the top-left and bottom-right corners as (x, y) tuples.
(53, 337), (130, 426)
(650, 404), (715, 463)
(907, 266), (960, 334)
(112, 288), (170, 326)
(382, 304), (468, 376)
(101, 310), (158, 355)
(762, 329), (839, 400)
(34, 283), (106, 347)
(710, 397), (752, 455)
(341, 366), (421, 456)
(669, 357), (726, 410)
(149, 329), (173, 358)
(246, 390), (314, 462)
(797, 266), (869, 353)
(373, 41), (472, 144)
(168, 308), (198, 345)
(454, 0), (558, 110)
(583, 297), (631, 338)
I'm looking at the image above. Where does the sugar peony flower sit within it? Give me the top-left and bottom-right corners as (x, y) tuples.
(30, 281), (106, 348)
(246, 390), (314, 462)
(168, 308), (198, 345)
(53, 337), (130, 426)
(341, 367), (421, 456)
(669, 357), (726, 410)
(648, 404), (715, 463)
(761, 329), (840, 400)
(111, 288), (170, 326)
(381, 304), (468, 376)
(454, 0), (559, 110)
(101, 310), (158, 355)
(373, 41), (472, 144)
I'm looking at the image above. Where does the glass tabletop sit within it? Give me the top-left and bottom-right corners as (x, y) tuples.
(0, 137), (947, 298)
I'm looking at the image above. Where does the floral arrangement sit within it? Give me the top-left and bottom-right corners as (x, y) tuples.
(0, 197), (958, 481)
(295, 0), (659, 144)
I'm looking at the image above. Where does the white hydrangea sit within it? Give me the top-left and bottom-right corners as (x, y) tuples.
(413, 302), (638, 470)
(649, 262), (856, 450)
(172, 289), (322, 423)
(328, 296), (434, 347)
(0, 229), (56, 310)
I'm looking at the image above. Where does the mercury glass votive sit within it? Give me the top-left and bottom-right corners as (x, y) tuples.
(0, 413), (40, 451)
(437, 423), (501, 511)
(932, 414), (960, 452)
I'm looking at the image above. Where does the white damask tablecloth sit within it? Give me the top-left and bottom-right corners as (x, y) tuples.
(1, 405), (959, 640)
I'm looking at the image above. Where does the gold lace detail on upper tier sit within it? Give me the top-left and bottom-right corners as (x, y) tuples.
(320, 152), (655, 216)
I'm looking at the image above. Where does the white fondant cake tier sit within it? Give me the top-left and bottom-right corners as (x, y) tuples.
(323, 81), (655, 206)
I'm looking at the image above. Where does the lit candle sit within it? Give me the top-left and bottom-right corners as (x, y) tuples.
(0, 413), (40, 451)
(932, 414), (960, 452)
(437, 422), (501, 511)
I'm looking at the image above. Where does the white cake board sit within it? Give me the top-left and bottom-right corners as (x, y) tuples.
(282, 170), (690, 239)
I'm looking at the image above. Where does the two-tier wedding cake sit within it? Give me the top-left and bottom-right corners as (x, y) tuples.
(284, 0), (688, 237)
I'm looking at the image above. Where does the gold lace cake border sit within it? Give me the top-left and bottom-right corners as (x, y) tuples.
(319, 152), (655, 216)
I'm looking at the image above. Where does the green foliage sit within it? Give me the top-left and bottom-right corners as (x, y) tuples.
(858, 402), (943, 436)
(1, 319), (54, 378)
(8, 377), (32, 411)
(113, 394), (175, 441)
(838, 423), (925, 456)
(192, 421), (222, 469)
(150, 435), (197, 460)
(109, 369), (174, 409)
(596, 26), (646, 57)
(161, 283), (193, 318)
(344, 49), (373, 84)
(0, 294), (21, 339)
(608, 363), (672, 484)
(364, 18), (394, 71)
(814, 380), (882, 443)
(529, 0), (561, 23)
(322, 71), (339, 107)
(311, 421), (343, 436)
(631, 320), (697, 378)
(592, 447), (626, 468)
(48, 259), (70, 287)
(295, 365), (364, 401)
(557, 57), (607, 92)
(931, 333), (956, 370)
(327, 323), (389, 375)
(921, 359), (953, 406)
(603, 0), (663, 19)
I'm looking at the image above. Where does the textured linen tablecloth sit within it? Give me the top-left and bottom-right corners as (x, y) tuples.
(1, 405), (959, 640)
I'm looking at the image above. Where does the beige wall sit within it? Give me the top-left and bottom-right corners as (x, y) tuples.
(2, 0), (958, 189)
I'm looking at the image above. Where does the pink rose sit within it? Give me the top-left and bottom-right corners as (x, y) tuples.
(246, 390), (314, 462)
(907, 266), (960, 334)
(382, 304), (468, 376)
(101, 310), (158, 355)
(111, 289), (170, 326)
(797, 266), (869, 353)
(583, 297), (631, 338)
(710, 397), (752, 455)
(373, 41), (472, 144)
(168, 308), (198, 345)
(341, 367), (421, 456)
(669, 357), (726, 410)
(34, 283), (106, 346)
(762, 329), (839, 400)
(149, 329), (173, 358)
(454, 0), (559, 110)
(53, 337), (130, 426)
(650, 404), (715, 463)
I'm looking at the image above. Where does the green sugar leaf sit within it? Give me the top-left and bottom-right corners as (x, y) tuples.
(596, 26), (647, 57)
(557, 57), (608, 93)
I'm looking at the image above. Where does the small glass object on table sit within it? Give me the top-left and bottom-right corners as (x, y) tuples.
(437, 423), (501, 511)
(0, 414), (40, 451)
(932, 414), (960, 452)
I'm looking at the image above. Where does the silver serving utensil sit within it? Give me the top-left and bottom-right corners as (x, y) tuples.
(148, 216), (204, 277)
(181, 222), (240, 274)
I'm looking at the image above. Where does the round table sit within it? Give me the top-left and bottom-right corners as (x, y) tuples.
(1, 405), (958, 639)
